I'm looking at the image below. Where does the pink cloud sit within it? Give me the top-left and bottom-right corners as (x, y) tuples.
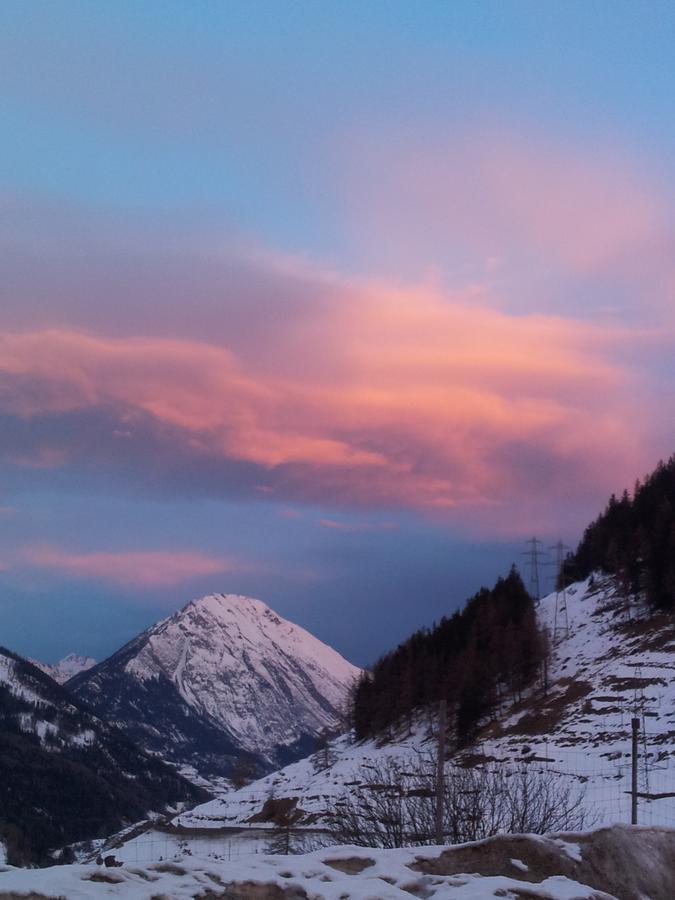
(340, 127), (675, 324)
(0, 306), (648, 522)
(278, 507), (302, 519)
(22, 545), (239, 587)
(478, 135), (664, 273)
(0, 230), (667, 534)
(8, 448), (71, 469)
(319, 518), (397, 532)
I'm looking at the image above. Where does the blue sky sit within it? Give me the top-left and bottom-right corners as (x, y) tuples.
(1, 1), (675, 666)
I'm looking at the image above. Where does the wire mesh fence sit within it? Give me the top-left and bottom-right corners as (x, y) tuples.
(106, 724), (675, 866)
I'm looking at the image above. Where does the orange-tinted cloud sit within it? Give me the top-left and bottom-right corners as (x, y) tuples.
(22, 545), (239, 587)
(0, 256), (656, 530)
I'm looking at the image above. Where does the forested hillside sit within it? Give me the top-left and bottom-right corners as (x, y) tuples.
(563, 455), (675, 610)
(0, 648), (206, 865)
(351, 568), (546, 743)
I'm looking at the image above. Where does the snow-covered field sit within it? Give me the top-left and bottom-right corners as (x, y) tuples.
(3, 825), (673, 899)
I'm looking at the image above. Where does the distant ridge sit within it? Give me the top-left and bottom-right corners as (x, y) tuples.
(30, 652), (96, 685)
(0, 646), (205, 865)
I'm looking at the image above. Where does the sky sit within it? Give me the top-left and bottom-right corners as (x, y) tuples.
(2, 1), (675, 667)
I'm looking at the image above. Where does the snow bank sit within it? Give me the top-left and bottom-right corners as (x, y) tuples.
(1, 825), (673, 899)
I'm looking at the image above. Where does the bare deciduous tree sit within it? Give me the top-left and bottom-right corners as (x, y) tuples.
(329, 754), (592, 849)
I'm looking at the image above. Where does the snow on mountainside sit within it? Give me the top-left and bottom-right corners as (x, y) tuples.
(0, 647), (205, 865)
(30, 652), (96, 684)
(175, 575), (675, 833)
(69, 593), (361, 779)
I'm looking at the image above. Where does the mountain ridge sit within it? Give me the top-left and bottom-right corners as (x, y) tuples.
(68, 592), (360, 780)
(30, 651), (96, 685)
(0, 646), (206, 865)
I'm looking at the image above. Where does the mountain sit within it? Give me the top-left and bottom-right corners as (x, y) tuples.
(173, 574), (675, 836)
(30, 651), (96, 685)
(0, 647), (206, 866)
(68, 593), (361, 780)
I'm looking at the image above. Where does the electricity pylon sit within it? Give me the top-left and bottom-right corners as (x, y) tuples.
(523, 537), (546, 606)
(550, 540), (571, 643)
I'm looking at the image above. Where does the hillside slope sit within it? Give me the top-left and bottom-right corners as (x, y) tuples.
(0, 648), (206, 865)
(176, 576), (675, 833)
(69, 593), (360, 779)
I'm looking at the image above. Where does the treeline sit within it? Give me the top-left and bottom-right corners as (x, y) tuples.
(352, 567), (547, 744)
(562, 455), (675, 611)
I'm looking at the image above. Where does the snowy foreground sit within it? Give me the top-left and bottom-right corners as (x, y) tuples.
(2, 825), (674, 899)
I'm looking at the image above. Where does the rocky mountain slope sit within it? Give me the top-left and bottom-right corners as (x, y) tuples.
(30, 652), (96, 685)
(68, 593), (360, 780)
(0, 647), (206, 866)
(174, 575), (675, 833)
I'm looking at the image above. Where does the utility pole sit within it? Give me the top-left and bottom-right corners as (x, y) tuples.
(435, 698), (447, 844)
(523, 537), (546, 605)
(631, 717), (640, 825)
(632, 664), (654, 796)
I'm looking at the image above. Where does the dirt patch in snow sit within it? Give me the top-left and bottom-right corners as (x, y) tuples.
(247, 798), (303, 826)
(202, 883), (308, 899)
(501, 679), (593, 737)
(411, 825), (675, 900)
(615, 613), (675, 653)
(604, 674), (667, 691)
(151, 862), (187, 876)
(454, 751), (499, 768)
(0, 894), (61, 900)
(323, 856), (375, 874)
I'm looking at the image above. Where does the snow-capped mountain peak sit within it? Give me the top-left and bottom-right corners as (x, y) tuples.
(69, 593), (361, 779)
(29, 651), (96, 685)
(125, 592), (360, 748)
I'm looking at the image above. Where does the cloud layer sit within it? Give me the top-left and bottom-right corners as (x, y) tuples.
(21, 546), (238, 587)
(2, 132), (674, 540)
(0, 271), (658, 530)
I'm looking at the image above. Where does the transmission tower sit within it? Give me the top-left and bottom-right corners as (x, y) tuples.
(550, 540), (571, 644)
(522, 537), (546, 606)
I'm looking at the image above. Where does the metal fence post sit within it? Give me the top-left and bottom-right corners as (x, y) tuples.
(631, 717), (640, 825)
